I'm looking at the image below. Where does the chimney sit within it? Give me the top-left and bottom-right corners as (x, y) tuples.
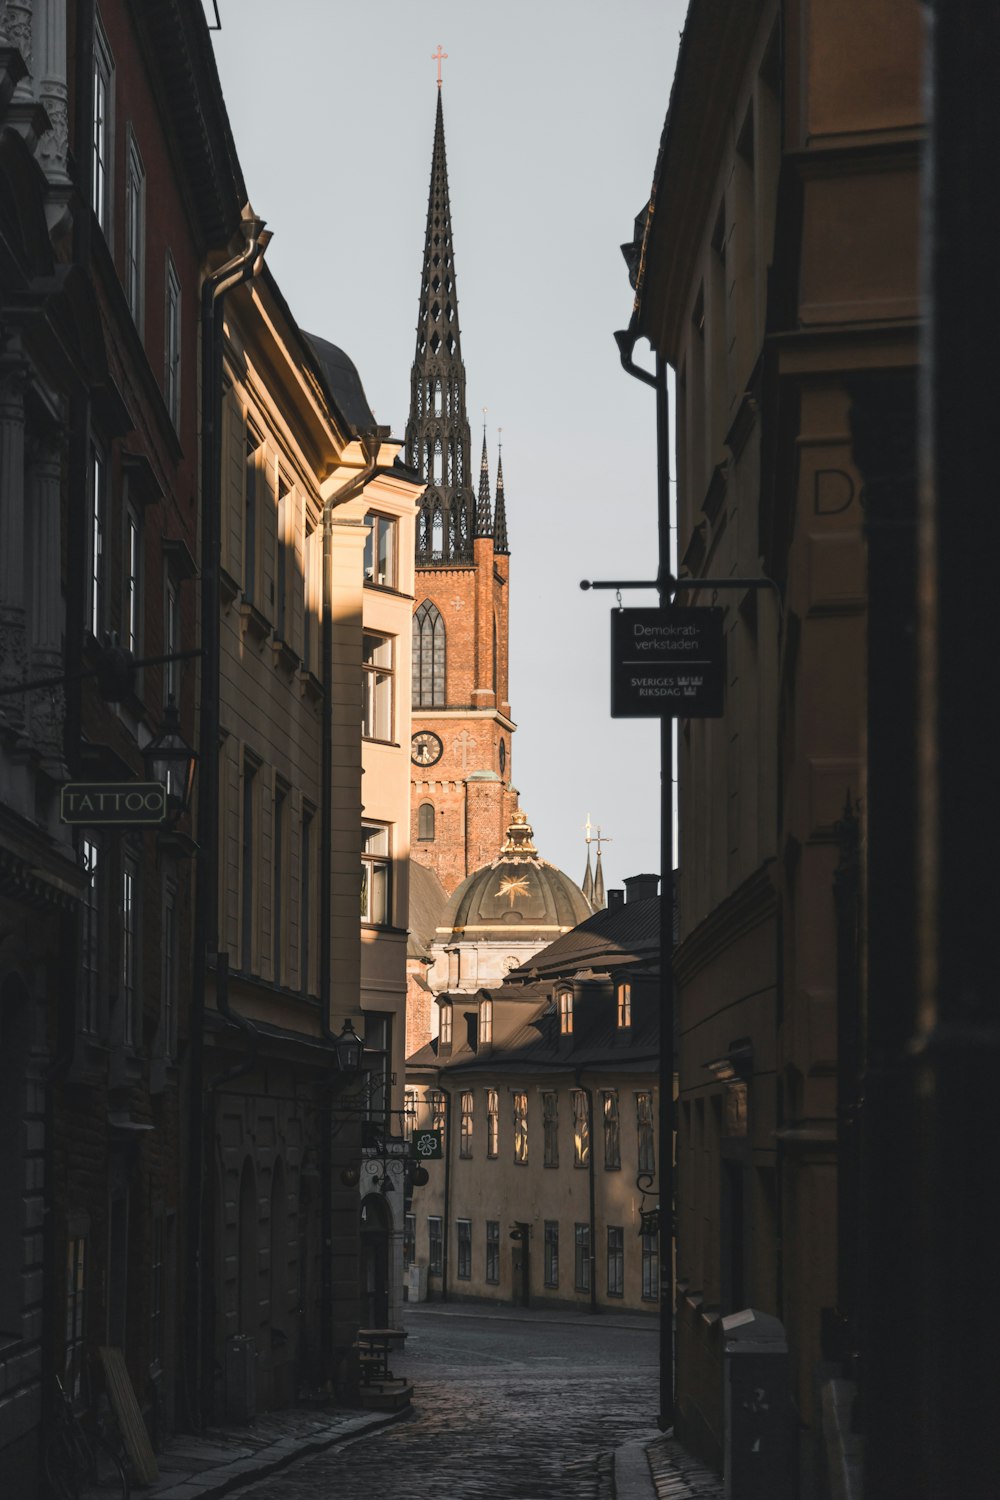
(624, 873), (660, 903)
(608, 889), (625, 910)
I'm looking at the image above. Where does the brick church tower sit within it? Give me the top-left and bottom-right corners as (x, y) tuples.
(407, 85), (516, 895)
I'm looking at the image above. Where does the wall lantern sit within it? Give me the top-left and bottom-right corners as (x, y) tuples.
(333, 1018), (365, 1076)
(142, 696), (197, 819)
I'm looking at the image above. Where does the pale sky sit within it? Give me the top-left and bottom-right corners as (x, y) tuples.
(211, 0), (688, 894)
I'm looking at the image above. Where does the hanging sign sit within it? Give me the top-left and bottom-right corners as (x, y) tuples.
(412, 1130), (443, 1160)
(60, 782), (167, 826)
(611, 607), (724, 718)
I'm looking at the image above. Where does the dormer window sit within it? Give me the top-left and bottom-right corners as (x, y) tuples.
(480, 1000), (493, 1045)
(558, 990), (573, 1036)
(617, 981), (632, 1029)
(439, 1003), (453, 1048)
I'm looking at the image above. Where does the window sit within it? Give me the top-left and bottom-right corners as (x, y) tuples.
(244, 427), (261, 600)
(430, 1091), (446, 1133)
(162, 881), (177, 1062)
(89, 445), (106, 638)
(403, 1090), (417, 1142)
(607, 1226), (624, 1297)
(513, 1092), (528, 1165)
(65, 1237), (88, 1403)
(428, 1217), (442, 1275)
(418, 802), (435, 841)
(124, 128), (145, 328)
(413, 601), (446, 708)
(121, 858), (138, 1047)
(575, 1224), (591, 1293)
(276, 474), (290, 639)
(363, 1014), (391, 1133)
(273, 783), (287, 985)
(603, 1091), (621, 1170)
(637, 1092), (656, 1174)
(125, 508), (142, 656)
(542, 1091), (559, 1168)
(403, 1214), (416, 1269)
(81, 839), (102, 1034)
(360, 822), (391, 925)
(486, 1221), (500, 1284)
(642, 1231), (659, 1301)
(241, 757), (256, 972)
(164, 253), (181, 427)
(480, 1000), (493, 1045)
(92, 17), (113, 232)
(364, 513), (397, 588)
(457, 1220), (472, 1280)
(460, 1091), (474, 1158)
(486, 1089), (499, 1158)
(558, 989), (574, 1035)
(544, 1221), (559, 1288)
(439, 1002), (453, 1048)
(362, 632), (394, 741)
(617, 981), (632, 1029)
(164, 575), (180, 705)
(572, 1089), (590, 1168)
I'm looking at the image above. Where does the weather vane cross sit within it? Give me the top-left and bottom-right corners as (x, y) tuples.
(432, 44), (448, 88)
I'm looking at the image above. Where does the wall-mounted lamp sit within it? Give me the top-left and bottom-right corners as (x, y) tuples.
(333, 1018), (365, 1077)
(142, 695), (197, 820)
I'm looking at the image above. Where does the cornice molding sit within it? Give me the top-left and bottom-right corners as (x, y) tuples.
(673, 862), (778, 989)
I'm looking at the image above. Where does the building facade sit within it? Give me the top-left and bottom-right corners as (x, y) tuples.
(624, 0), (922, 1479)
(406, 877), (660, 1313)
(406, 87), (515, 896)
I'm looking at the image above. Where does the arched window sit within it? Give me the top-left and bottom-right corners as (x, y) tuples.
(418, 802), (435, 840)
(413, 601), (446, 706)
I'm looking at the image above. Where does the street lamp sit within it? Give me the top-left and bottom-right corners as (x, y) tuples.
(333, 1018), (365, 1077)
(142, 696), (197, 821)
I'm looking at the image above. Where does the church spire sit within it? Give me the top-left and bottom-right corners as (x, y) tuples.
(493, 439), (509, 555)
(593, 846), (607, 910)
(476, 427), (493, 537)
(405, 88), (475, 563)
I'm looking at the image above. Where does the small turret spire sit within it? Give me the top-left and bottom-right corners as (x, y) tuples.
(493, 429), (509, 554)
(476, 418), (493, 537)
(593, 846), (606, 909)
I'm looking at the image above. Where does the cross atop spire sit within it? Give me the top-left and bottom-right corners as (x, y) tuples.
(432, 44), (448, 87)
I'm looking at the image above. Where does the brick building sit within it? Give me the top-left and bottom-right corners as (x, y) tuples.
(406, 86), (516, 898)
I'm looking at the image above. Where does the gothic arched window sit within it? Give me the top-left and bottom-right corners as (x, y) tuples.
(418, 802), (435, 841)
(413, 601), (446, 708)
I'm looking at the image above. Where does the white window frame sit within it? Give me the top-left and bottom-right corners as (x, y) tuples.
(124, 127), (145, 330)
(89, 444), (106, 639)
(164, 252), (181, 427)
(362, 632), (394, 742)
(92, 16), (114, 234)
(360, 821), (391, 926)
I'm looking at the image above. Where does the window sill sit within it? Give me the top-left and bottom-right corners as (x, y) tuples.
(271, 637), (300, 676)
(219, 567), (240, 607)
(239, 599), (271, 643)
(298, 668), (324, 704)
(362, 737), (400, 749)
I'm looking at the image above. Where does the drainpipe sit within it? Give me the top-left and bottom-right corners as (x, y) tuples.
(614, 315), (675, 1429)
(186, 212), (269, 1428)
(317, 430), (392, 1380)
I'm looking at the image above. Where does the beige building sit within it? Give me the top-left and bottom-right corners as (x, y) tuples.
(203, 270), (420, 1410)
(406, 874), (659, 1314)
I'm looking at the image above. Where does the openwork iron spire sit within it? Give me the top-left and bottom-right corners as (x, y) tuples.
(493, 444), (509, 554)
(406, 90), (475, 563)
(475, 430), (493, 537)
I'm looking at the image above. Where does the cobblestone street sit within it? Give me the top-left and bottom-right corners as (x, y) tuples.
(242, 1305), (659, 1500)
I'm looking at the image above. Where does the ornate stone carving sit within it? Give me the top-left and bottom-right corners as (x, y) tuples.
(38, 89), (69, 176)
(1, 2), (32, 72)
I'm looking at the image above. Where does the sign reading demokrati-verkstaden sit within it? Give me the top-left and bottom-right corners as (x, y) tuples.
(611, 607), (724, 718)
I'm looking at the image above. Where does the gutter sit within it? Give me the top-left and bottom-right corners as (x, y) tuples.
(187, 211), (269, 1427)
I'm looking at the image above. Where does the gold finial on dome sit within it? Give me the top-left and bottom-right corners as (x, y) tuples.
(500, 810), (537, 858)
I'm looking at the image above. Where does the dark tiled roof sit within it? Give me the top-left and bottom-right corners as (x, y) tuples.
(305, 332), (377, 436)
(407, 861), (448, 961)
(508, 895), (660, 979)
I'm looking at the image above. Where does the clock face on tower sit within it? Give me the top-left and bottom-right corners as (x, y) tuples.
(411, 731), (443, 768)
